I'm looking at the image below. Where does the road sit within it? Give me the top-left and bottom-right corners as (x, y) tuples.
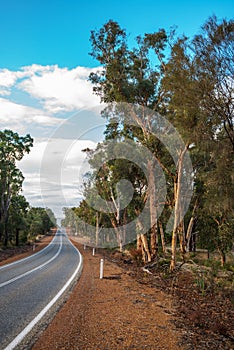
(0, 229), (82, 350)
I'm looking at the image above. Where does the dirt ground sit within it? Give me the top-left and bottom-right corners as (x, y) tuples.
(32, 240), (182, 350)
(0, 234), (54, 266)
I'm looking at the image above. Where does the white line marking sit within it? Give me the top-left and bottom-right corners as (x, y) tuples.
(0, 235), (62, 288)
(3, 234), (83, 350)
(0, 234), (58, 271)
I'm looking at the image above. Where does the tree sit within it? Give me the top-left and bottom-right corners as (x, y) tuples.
(85, 16), (233, 269)
(193, 16), (234, 150)
(89, 20), (196, 268)
(162, 16), (234, 266)
(7, 194), (29, 246)
(0, 130), (33, 245)
(27, 207), (56, 239)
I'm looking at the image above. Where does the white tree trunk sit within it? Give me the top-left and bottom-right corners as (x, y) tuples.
(170, 145), (188, 271)
(148, 159), (158, 259)
(159, 221), (167, 254)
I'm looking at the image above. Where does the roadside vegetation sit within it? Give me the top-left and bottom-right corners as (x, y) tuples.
(63, 15), (233, 270)
(0, 129), (56, 249)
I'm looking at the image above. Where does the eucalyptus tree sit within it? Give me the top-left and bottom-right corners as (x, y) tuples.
(162, 16), (234, 266)
(193, 16), (234, 150)
(0, 130), (33, 245)
(89, 20), (195, 268)
(27, 207), (56, 239)
(88, 16), (233, 269)
(7, 194), (29, 245)
(89, 20), (178, 261)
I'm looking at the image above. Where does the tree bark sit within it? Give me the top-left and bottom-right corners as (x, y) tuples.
(218, 249), (226, 267)
(178, 220), (186, 260)
(16, 228), (20, 246)
(148, 159), (158, 259)
(96, 212), (99, 246)
(159, 221), (167, 255)
(137, 233), (142, 251)
(186, 216), (195, 252)
(186, 198), (198, 251)
(136, 219), (151, 262)
(141, 233), (151, 263)
(170, 145), (188, 271)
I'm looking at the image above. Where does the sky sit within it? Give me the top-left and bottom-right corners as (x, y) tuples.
(0, 0), (233, 219)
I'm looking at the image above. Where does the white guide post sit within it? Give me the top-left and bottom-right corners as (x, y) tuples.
(92, 247), (95, 256)
(100, 258), (104, 279)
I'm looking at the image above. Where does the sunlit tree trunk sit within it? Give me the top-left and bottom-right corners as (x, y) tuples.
(178, 220), (186, 260)
(159, 221), (167, 255)
(96, 212), (99, 246)
(170, 145), (188, 271)
(136, 219), (151, 262)
(148, 159), (158, 259)
(186, 217), (195, 252)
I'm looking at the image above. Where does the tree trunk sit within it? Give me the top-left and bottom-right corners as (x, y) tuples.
(123, 208), (127, 246)
(178, 220), (186, 261)
(219, 249), (226, 267)
(159, 221), (167, 255)
(16, 228), (20, 246)
(136, 219), (151, 262)
(137, 233), (142, 251)
(141, 233), (151, 263)
(170, 145), (188, 271)
(170, 181), (179, 271)
(186, 216), (195, 252)
(110, 217), (122, 251)
(96, 212), (99, 246)
(186, 198), (198, 251)
(148, 159), (158, 259)
(4, 223), (8, 247)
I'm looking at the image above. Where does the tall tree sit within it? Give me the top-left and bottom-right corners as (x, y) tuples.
(193, 16), (234, 150)
(7, 194), (29, 246)
(162, 16), (234, 266)
(0, 130), (33, 245)
(90, 20), (175, 261)
(89, 20), (195, 268)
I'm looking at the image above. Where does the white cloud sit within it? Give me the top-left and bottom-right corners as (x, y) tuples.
(0, 64), (104, 217)
(0, 68), (29, 95)
(0, 64), (102, 135)
(0, 98), (62, 132)
(17, 137), (96, 218)
(0, 68), (18, 88)
(18, 65), (100, 113)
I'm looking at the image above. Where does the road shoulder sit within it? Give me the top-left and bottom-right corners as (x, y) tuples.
(32, 241), (182, 350)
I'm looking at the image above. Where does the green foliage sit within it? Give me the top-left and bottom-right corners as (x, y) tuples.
(0, 129), (33, 245)
(66, 16), (234, 261)
(27, 207), (56, 239)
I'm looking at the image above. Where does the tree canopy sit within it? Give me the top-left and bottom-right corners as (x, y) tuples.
(64, 15), (233, 269)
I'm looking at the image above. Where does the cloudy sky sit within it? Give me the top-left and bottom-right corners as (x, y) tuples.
(0, 0), (233, 219)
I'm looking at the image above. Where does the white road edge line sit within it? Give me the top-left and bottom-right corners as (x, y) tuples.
(0, 233), (58, 271)
(0, 235), (63, 288)
(3, 235), (83, 350)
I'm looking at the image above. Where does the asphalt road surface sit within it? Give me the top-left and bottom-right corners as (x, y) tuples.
(0, 229), (82, 350)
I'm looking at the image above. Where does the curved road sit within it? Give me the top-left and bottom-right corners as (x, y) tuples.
(0, 229), (82, 350)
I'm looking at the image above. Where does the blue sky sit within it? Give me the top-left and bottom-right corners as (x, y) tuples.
(0, 0), (233, 218)
(0, 0), (233, 69)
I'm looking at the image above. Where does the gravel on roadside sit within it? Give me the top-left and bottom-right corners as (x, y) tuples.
(32, 240), (183, 350)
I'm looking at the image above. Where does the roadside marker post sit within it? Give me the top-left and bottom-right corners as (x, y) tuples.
(92, 247), (95, 256)
(100, 258), (104, 279)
